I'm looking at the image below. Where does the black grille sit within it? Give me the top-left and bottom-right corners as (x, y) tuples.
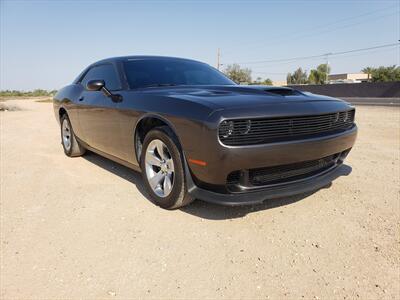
(219, 110), (355, 146)
(249, 154), (338, 186)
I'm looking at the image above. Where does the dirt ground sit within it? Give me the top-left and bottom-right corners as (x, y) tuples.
(1, 99), (399, 299)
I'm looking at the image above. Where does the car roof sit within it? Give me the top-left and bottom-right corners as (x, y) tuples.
(73, 56), (209, 84)
(94, 55), (202, 65)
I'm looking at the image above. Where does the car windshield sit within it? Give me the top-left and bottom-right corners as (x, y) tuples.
(123, 59), (235, 89)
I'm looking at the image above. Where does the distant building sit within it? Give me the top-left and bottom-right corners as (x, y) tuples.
(272, 80), (288, 86)
(328, 73), (369, 84)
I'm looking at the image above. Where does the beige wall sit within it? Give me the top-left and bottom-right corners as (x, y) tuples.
(272, 80), (287, 86)
(328, 73), (369, 81)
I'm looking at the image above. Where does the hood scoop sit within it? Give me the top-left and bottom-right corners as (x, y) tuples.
(219, 85), (304, 97)
(263, 88), (303, 96)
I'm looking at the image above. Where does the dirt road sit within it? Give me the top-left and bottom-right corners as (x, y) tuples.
(1, 99), (399, 299)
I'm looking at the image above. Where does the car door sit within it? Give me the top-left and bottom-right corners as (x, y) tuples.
(77, 63), (124, 157)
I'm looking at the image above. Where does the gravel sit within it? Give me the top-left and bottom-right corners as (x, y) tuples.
(1, 100), (399, 299)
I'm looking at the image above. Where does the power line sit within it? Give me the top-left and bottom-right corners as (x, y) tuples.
(251, 46), (398, 79)
(222, 4), (398, 57)
(222, 10), (398, 62)
(331, 43), (399, 56)
(329, 46), (399, 61)
(221, 8), (398, 65)
(228, 43), (399, 65)
(242, 45), (398, 71)
(251, 46), (399, 72)
(252, 71), (288, 75)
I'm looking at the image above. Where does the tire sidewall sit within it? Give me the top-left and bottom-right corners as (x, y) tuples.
(140, 128), (186, 209)
(60, 114), (74, 156)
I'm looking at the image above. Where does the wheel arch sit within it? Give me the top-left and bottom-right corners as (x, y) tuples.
(58, 107), (67, 121)
(133, 113), (184, 162)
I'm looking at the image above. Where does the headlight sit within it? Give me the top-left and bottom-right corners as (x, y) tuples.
(220, 119), (252, 139)
(220, 120), (234, 138)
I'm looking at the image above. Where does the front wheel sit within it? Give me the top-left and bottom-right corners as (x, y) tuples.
(140, 127), (194, 209)
(60, 114), (86, 157)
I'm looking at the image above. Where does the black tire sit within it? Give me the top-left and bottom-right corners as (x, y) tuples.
(140, 126), (194, 209)
(60, 114), (86, 157)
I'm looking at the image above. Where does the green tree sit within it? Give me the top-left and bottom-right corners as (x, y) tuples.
(251, 77), (273, 85)
(287, 67), (308, 84)
(308, 69), (320, 84)
(363, 65), (400, 82)
(261, 78), (273, 85)
(317, 63), (331, 84)
(362, 67), (373, 81)
(308, 64), (331, 84)
(0, 89), (57, 97)
(224, 64), (252, 83)
(31, 89), (48, 97)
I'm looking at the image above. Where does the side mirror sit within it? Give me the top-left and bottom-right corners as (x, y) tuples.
(86, 79), (123, 103)
(86, 79), (105, 91)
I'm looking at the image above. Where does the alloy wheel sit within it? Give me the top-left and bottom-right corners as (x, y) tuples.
(145, 139), (175, 197)
(62, 119), (72, 151)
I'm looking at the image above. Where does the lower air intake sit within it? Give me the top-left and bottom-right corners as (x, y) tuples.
(249, 154), (339, 186)
(226, 152), (342, 189)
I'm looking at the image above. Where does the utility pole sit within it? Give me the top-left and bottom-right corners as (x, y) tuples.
(217, 48), (220, 70)
(324, 52), (332, 84)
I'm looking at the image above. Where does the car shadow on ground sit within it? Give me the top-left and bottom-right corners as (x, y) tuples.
(182, 189), (323, 220)
(182, 165), (352, 220)
(83, 151), (352, 220)
(82, 151), (152, 201)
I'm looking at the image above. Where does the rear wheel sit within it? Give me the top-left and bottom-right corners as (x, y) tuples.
(140, 127), (194, 209)
(60, 114), (85, 157)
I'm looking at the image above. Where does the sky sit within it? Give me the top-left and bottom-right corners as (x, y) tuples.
(0, 0), (399, 90)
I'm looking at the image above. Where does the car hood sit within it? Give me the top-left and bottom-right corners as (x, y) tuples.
(139, 85), (346, 110)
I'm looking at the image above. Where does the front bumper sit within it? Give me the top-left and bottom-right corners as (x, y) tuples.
(189, 125), (357, 188)
(186, 163), (351, 206)
(184, 124), (357, 205)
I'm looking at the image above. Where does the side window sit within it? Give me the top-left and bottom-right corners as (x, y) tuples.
(80, 64), (121, 91)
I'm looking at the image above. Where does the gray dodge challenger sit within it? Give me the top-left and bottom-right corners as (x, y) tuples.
(53, 56), (357, 209)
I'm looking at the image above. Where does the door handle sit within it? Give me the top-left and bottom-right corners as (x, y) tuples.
(78, 96), (84, 101)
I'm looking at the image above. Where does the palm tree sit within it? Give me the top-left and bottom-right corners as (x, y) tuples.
(362, 67), (373, 81)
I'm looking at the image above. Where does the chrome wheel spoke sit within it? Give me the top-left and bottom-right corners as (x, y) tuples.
(149, 171), (165, 190)
(155, 140), (168, 160)
(145, 139), (175, 198)
(163, 174), (172, 195)
(146, 150), (162, 167)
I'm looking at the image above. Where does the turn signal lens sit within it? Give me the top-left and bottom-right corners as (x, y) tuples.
(188, 159), (207, 166)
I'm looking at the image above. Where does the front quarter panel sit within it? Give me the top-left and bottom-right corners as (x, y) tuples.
(115, 90), (215, 166)
(53, 84), (85, 138)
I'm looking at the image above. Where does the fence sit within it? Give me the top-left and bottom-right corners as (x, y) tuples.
(289, 82), (400, 98)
